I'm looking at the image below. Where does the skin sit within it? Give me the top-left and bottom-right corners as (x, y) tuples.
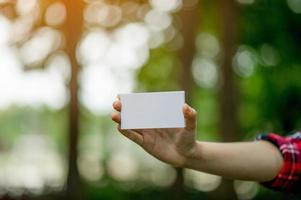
(111, 100), (284, 182)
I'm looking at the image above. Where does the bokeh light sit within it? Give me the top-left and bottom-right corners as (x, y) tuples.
(11, 14), (35, 43)
(0, 134), (65, 194)
(16, 0), (37, 16)
(45, 2), (66, 27)
(234, 180), (258, 200)
(78, 29), (110, 65)
(0, 15), (11, 44)
(196, 33), (220, 59)
(96, 4), (122, 27)
(233, 46), (257, 78)
(287, 0), (301, 13)
(149, 164), (177, 187)
(20, 27), (63, 66)
(79, 133), (104, 182)
(145, 9), (172, 32)
(236, 0), (255, 5)
(80, 64), (134, 114)
(150, 0), (182, 13)
(192, 58), (218, 88)
(260, 44), (279, 67)
(107, 151), (139, 182)
(0, 33), (67, 110)
(185, 169), (221, 192)
(1, 0), (300, 199)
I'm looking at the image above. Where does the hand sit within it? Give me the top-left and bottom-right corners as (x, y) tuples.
(111, 99), (198, 167)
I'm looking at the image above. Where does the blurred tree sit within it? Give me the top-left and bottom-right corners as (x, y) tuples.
(0, 0), (84, 199)
(62, 0), (84, 199)
(172, 1), (200, 200)
(212, 0), (239, 199)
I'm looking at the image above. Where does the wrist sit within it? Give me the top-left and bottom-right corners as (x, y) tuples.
(183, 141), (203, 168)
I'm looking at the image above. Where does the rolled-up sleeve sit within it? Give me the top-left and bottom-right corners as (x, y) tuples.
(256, 131), (301, 192)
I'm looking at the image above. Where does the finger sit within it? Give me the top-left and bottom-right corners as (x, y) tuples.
(111, 112), (121, 123)
(135, 129), (153, 135)
(113, 100), (121, 112)
(183, 103), (197, 131)
(117, 125), (143, 145)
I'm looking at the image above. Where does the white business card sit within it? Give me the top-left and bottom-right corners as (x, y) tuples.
(120, 91), (185, 129)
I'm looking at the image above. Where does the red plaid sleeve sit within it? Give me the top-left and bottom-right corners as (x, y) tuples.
(256, 131), (301, 192)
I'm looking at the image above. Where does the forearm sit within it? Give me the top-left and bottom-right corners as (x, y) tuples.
(184, 140), (284, 182)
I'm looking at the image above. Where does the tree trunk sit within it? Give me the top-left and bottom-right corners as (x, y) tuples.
(178, 3), (200, 103)
(218, 0), (239, 143)
(212, 0), (239, 199)
(172, 2), (200, 200)
(63, 0), (84, 199)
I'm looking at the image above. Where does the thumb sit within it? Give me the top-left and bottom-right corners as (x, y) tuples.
(183, 103), (197, 131)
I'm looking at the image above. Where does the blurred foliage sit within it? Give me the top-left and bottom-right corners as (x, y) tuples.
(136, 47), (180, 91)
(0, 106), (67, 152)
(238, 0), (301, 136)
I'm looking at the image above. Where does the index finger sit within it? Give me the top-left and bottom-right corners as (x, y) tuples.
(113, 100), (121, 112)
(183, 103), (197, 131)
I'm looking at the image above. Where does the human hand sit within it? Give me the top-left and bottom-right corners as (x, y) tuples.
(111, 98), (198, 167)
(112, 99), (285, 183)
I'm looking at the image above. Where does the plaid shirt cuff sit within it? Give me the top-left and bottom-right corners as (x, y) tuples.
(256, 131), (301, 192)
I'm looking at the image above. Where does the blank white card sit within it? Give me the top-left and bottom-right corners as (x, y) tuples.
(120, 91), (185, 129)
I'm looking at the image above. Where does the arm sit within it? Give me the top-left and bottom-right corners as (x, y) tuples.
(184, 141), (283, 182)
(111, 100), (283, 182)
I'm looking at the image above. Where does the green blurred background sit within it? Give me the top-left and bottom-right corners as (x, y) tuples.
(0, 0), (300, 199)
